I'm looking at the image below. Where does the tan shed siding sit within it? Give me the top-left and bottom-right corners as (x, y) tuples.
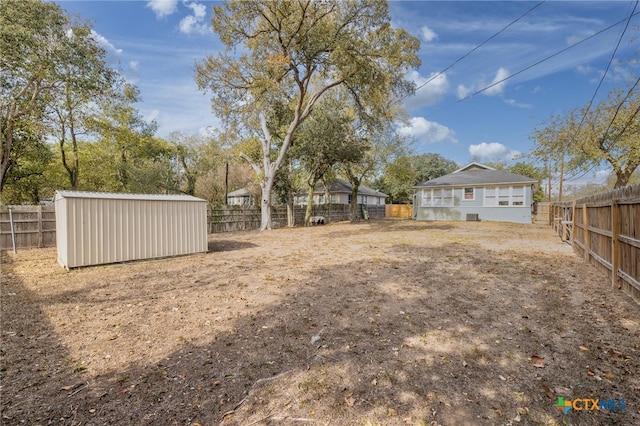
(55, 191), (207, 268)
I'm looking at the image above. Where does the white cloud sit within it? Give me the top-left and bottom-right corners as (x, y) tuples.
(503, 98), (531, 109)
(179, 2), (210, 35)
(398, 117), (458, 145)
(146, 109), (160, 124)
(146, 0), (178, 18)
(185, 1), (206, 19)
(403, 70), (449, 110)
(89, 30), (122, 63)
(129, 61), (139, 72)
(420, 25), (437, 42)
(457, 67), (510, 100)
(468, 142), (520, 162)
(484, 67), (509, 96)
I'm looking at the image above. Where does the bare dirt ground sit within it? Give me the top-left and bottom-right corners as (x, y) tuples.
(1, 219), (639, 426)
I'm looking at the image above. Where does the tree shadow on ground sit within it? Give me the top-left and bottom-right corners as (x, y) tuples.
(1, 227), (638, 426)
(208, 239), (259, 253)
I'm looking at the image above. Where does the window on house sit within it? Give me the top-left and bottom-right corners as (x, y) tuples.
(512, 186), (524, 205)
(498, 187), (511, 206)
(484, 186), (527, 206)
(484, 187), (497, 206)
(464, 187), (474, 200)
(330, 194), (338, 203)
(317, 194), (324, 204)
(422, 188), (453, 207)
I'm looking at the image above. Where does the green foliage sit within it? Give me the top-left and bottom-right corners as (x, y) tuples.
(380, 153), (457, 204)
(84, 83), (169, 193)
(196, 0), (420, 229)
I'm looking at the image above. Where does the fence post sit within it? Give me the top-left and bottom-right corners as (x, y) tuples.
(582, 203), (590, 262)
(611, 198), (621, 289)
(570, 201), (576, 246)
(37, 205), (44, 248)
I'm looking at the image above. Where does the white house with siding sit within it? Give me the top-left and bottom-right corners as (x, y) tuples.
(295, 179), (387, 206)
(413, 163), (537, 224)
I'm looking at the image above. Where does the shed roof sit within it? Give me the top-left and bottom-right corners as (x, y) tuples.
(55, 190), (206, 202)
(414, 163), (536, 188)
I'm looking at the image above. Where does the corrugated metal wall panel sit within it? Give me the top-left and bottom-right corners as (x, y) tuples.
(55, 191), (207, 268)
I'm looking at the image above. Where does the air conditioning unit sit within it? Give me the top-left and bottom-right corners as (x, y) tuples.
(466, 213), (479, 222)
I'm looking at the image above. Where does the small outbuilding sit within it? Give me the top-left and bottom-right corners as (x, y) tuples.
(413, 162), (537, 224)
(55, 191), (208, 268)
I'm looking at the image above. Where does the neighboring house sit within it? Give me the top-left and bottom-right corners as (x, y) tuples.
(226, 188), (255, 206)
(295, 179), (387, 206)
(413, 162), (537, 224)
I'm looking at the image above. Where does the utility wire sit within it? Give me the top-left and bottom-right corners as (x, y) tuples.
(459, 9), (640, 102)
(395, 1), (546, 105)
(558, 1), (638, 186)
(538, 2), (638, 190)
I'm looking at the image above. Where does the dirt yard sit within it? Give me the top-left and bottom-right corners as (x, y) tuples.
(1, 219), (638, 425)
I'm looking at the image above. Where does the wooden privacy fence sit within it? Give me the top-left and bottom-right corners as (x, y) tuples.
(0, 205), (56, 250)
(550, 184), (640, 303)
(385, 204), (413, 218)
(207, 204), (385, 233)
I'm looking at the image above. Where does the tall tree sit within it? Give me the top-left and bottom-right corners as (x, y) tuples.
(0, 0), (113, 193)
(196, 0), (420, 230)
(47, 25), (116, 190)
(341, 123), (405, 222)
(294, 93), (364, 225)
(530, 79), (640, 189)
(86, 84), (168, 193)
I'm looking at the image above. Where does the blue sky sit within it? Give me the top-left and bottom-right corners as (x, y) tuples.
(56, 1), (639, 184)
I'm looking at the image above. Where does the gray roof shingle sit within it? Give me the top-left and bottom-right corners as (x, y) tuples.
(414, 168), (536, 188)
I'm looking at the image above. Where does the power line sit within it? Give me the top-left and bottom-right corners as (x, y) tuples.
(459, 9), (640, 102)
(395, 1), (546, 105)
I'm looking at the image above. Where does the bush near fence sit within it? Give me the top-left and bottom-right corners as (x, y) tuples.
(550, 184), (640, 304)
(0, 204), (385, 250)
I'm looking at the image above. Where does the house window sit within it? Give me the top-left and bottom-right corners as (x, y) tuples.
(484, 186), (527, 207)
(317, 194), (325, 204)
(484, 187), (497, 206)
(330, 194), (338, 203)
(498, 187), (510, 206)
(464, 187), (475, 200)
(422, 188), (453, 207)
(512, 186), (524, 205)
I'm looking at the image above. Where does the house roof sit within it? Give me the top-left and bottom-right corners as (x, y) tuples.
(414, 162), (536, 188)
(55, 190), (205, 202)
(227, 188), (252, 197)
(310, 179), (387, 198)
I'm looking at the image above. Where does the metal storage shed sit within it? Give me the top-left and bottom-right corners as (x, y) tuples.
(55, 191), (208, 268)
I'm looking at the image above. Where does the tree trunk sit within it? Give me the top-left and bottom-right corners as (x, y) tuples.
(614, 170), (632, 189)
(259, 176), (274, 231)
(0, 122), (13, 192)
(304, 184), (315, 226)
(286, 159), (295, 227)
(350, 184), (360, 223)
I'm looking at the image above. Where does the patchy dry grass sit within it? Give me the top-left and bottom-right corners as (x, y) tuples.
(1, 219), (639, 425)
